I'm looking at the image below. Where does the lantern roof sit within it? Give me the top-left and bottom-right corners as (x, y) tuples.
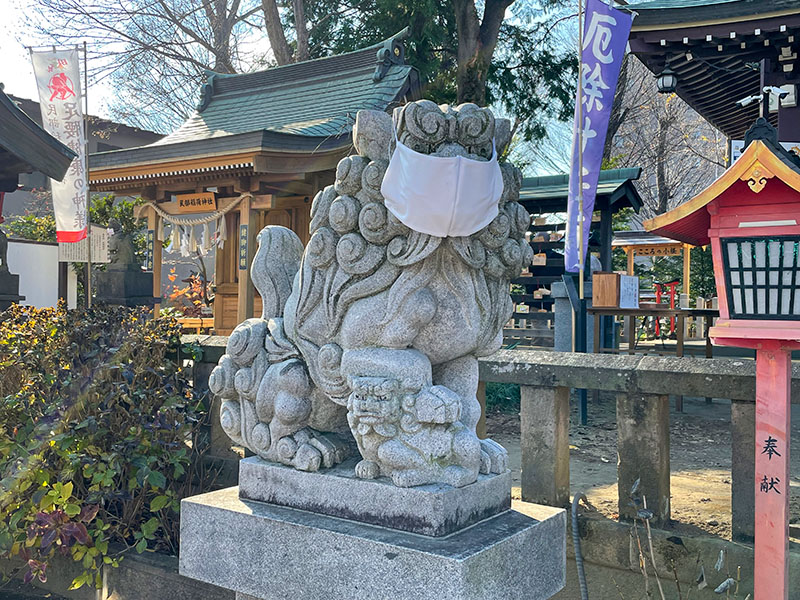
(645, 118), (800, 246)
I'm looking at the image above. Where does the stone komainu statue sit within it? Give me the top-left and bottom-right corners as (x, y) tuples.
(209, 101), (532, 488)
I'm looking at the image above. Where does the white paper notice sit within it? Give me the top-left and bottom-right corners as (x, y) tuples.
(619, 275), (639, 309)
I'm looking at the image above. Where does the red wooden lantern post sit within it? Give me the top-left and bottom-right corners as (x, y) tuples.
(646, 119), (800, 600)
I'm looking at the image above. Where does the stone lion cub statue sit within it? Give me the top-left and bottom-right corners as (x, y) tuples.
(209, 100), (532, 488)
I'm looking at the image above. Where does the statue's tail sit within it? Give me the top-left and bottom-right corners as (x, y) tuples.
(250, 226), (304, 320)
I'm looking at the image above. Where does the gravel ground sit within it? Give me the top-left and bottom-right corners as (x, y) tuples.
(487, 393), (800, 540)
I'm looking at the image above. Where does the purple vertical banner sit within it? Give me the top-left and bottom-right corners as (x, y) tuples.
(564, 0), (633, 272)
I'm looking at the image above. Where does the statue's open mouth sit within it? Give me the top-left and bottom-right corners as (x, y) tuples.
(352, 397), (396, 421)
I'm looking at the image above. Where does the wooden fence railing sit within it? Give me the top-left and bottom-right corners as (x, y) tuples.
(478, 349), (800, 538)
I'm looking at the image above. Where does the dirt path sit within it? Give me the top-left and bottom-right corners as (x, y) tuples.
(488, 394), (800, 539)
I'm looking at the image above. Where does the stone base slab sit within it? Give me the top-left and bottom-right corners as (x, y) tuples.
(95, 270), (157, 306)
(238, 456), (511, 537)
(180, 487), (566, 600)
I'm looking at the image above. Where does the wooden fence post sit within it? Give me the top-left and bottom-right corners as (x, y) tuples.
(617, 392), (670, 525)
(236, 196), (256, 325)
(520, 385), (570, 507)
(731, 399), (755, 541)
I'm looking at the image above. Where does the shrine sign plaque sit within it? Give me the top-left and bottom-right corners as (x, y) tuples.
(176, 192), (217, 213)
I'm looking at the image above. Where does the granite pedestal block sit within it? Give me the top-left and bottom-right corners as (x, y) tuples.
(94, 270), (156, 307)
(552, 281), (595, 352)
(180, 487), (566, 600)
(238, 456), (511, 537)
(0, 271), (24, 310)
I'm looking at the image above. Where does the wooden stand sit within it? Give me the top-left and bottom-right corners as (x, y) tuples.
(754, 342), (791, 600)
(714, 328), (799, 600)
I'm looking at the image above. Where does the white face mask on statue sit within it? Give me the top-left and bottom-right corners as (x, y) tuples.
(380, 131), (504, 238)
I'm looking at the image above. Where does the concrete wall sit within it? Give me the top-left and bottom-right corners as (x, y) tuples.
(7, 239), (59, 308)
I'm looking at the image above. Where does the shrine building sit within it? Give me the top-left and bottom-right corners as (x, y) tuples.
(624, 0), (800, 140)
(88, 31), (419, 333)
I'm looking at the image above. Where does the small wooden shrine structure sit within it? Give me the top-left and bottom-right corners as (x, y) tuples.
(89, 31), (419, 333)
(514, 168), (642, 315)
(0, 86), (75, 194)
(612, 230), (692, 294)
(0, 86), (75, 308)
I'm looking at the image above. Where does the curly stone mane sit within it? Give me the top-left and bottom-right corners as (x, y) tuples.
(284, 102), (531, 401)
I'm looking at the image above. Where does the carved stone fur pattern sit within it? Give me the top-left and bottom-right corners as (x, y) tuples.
(209, 100), (532, 487)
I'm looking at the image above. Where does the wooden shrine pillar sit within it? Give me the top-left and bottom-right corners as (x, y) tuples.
(213, 213), (227, 334)
(598, 204), (613, 271)
(626, 247), (634, 275)
(147, 205), (162, 311)
(754, 342), (793, 599)
(682, 244), (691, 296)
(236, 195), (257, 325)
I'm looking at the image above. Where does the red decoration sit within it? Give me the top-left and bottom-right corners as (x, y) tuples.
(646, 124), (800, 600)
(47, 72), (76, 101)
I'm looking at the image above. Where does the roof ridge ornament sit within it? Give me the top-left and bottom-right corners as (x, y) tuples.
(740, 160), (775, 194)
(197, 71), (217, 112)
(374, 26), (410, 82)
(744, 117), (779, 148)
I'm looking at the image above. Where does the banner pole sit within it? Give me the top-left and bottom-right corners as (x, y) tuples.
(577, 0), (585, 301)
(83, 41), (92, 308)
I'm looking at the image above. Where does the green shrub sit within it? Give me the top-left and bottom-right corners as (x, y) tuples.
(0, 304), (211, 590)
(0, 214), (56, 243)
(486, 382), (520, 413)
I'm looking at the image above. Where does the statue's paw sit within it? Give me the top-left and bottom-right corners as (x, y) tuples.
(306, 430), (350, 468)
(355, 459), (380, 480)
(390, 468), (430, 488)
(293, 442), (322, 472)
(442, 466), (476, 488)
(275, 428), (350, 472)
(479, 438), (508, 474)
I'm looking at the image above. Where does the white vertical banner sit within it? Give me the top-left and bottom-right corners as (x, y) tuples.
(30, 48), (87, 243)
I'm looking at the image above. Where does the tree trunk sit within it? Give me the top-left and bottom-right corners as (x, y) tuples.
(655, 119), (670, 215)
(202, 0), (238, 73)
(451, 0), (513, 106)
(262, 0), (293, 65)
(293, 0), (309, 62)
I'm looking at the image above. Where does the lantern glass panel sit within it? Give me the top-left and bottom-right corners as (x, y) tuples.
(728, 243), (739, 268)
(721, 236), (800, 319)
(741, 242), (752, 268)
(769, 241), (781, 268)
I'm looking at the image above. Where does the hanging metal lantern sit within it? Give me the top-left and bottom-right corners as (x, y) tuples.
(656, 67), (678, 94)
